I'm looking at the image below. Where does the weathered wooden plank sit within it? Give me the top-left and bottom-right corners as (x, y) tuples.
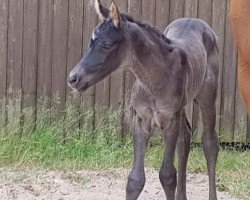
(142, 0), (156, 24)
(95, 74), (110, 129)
(184, 0), (198, 18)
(36, 1), (53, 129)
(234, 79), (247, 142)
(95, 76), (110, 108)
(169, 0), (184, 22)
(198, 0), (213, 25)
(80, 0), (98, 131)
(37, 0), (53, 111)
(212, 0), (227, 134)
(155, 0), (170, 32)
(128, 0), (142, 19)
(94, 75), (110, 127)
(0, 0), (8, 98)
(65, 0), (84, 134)
(0, 0), (8, 127)
(220, 0), (237, 142)
(7, 0), (23, 126)
(66, 0), (84, 98)
(51, 0), (69, 114)
(22, 0), (39, 130)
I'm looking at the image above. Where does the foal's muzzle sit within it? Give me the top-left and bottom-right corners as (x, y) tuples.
(68, 71), (91, 92)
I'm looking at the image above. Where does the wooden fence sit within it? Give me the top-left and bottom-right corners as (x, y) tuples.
(0, 0), (249, 142)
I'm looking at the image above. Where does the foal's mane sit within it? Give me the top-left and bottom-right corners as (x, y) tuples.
(121, 14), (172, 47)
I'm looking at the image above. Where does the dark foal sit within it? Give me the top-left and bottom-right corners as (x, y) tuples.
(68, 1), (219, 199)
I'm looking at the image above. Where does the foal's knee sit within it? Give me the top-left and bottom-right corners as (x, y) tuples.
(202, 131), (219, 152)
(126, 173), (146, 195)
(159, 167), (177, 189)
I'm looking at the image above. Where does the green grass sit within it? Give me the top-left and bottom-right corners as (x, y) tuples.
(0, 97), (249, 198)
(189, 146), (250, 198)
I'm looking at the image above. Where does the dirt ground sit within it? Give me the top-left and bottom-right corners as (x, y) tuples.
(0, 168), (240, 200)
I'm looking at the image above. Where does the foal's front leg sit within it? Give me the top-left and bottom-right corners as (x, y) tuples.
(126, 115), (153, 200)
(159, 111), (182, 200)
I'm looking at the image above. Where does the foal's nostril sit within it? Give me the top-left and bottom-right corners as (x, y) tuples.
(69, 74), (79, 85)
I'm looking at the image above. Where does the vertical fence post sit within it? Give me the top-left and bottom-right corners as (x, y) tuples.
(0, 0), (8, 128)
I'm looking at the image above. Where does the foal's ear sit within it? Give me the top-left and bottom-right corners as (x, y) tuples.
(95, 0), (109, 21)
(110, 2), (120, 27)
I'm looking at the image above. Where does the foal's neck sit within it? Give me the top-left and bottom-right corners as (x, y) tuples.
(125, 22), (173, 93)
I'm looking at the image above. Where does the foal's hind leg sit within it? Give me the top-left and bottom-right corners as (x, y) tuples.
(176, 112), (191, 200)
(126, 115), (153, 200)
(196, 81), (219, 200)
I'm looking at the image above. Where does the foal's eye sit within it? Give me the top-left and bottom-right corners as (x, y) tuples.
(101, 42), (113, 49)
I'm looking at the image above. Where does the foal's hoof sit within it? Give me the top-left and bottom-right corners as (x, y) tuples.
(175, 196), (187, 200)
(175, 193), (187, 200)
(126, 183), (144, 200)
(126, 192), (140, 200)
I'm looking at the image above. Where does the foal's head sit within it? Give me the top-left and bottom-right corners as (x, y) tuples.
(68, 0), (126, 92)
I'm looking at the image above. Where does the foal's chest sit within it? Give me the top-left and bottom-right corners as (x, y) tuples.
(131, 82), (176, 131)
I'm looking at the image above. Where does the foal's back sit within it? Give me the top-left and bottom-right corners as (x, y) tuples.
(165, 18), (217, 52)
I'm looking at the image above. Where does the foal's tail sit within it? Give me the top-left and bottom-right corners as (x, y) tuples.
(203, 24), (219, 56)
(211, 30), (219, 55)
(186, 117), (192, 132)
